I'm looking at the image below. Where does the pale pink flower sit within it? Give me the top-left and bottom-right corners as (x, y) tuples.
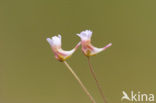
(77, 30), (112, 56)
(47, 35), (80, 61)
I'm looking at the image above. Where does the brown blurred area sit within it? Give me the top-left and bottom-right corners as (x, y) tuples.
(0, 0), (156, 103)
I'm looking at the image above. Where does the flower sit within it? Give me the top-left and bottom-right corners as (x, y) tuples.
(77, 30), (112, 56)
(46, 34), (80, 61)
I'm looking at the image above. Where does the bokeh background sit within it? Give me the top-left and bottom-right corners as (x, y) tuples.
(1, 0), (156, 103)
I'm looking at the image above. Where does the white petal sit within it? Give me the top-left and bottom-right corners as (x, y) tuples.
(77, 30), (92, 40)
(58, 34), (61, 40)
(76, 33), (81, 38)
(85, 30), (92, 37)
(51, 35), (62, 46)
(46, 38), (53, 46)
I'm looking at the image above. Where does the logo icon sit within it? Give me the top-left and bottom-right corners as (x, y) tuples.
(121, 91), (154, 102)
(121, 91), (131, 101)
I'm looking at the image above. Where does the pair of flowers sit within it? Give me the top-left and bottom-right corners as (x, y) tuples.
(46, 30), (112, 103)
(46, 30), (112, 61)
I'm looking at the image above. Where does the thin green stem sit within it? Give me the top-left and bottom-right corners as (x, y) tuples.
(87, 57), (107, 103)
(63, 61), (96, 103)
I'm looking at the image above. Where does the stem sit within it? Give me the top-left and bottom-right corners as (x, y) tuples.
(63, 61), (96, 103)
(87, 57), (107, 103)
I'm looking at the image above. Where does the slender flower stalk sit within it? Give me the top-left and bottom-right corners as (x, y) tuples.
(63, 61), (96, 103)
(46, 34), (96, 103)
(77, 30), (112, 103)
(87, 57), (107, 103)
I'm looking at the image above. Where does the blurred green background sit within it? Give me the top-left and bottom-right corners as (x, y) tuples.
(1, 0), (156, 103)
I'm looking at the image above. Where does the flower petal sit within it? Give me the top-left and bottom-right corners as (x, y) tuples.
(77, 30), (92, 40)
(58, 34), (61, 40)
(51, 35), (61, 46)
(46, 38), (53, 46)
